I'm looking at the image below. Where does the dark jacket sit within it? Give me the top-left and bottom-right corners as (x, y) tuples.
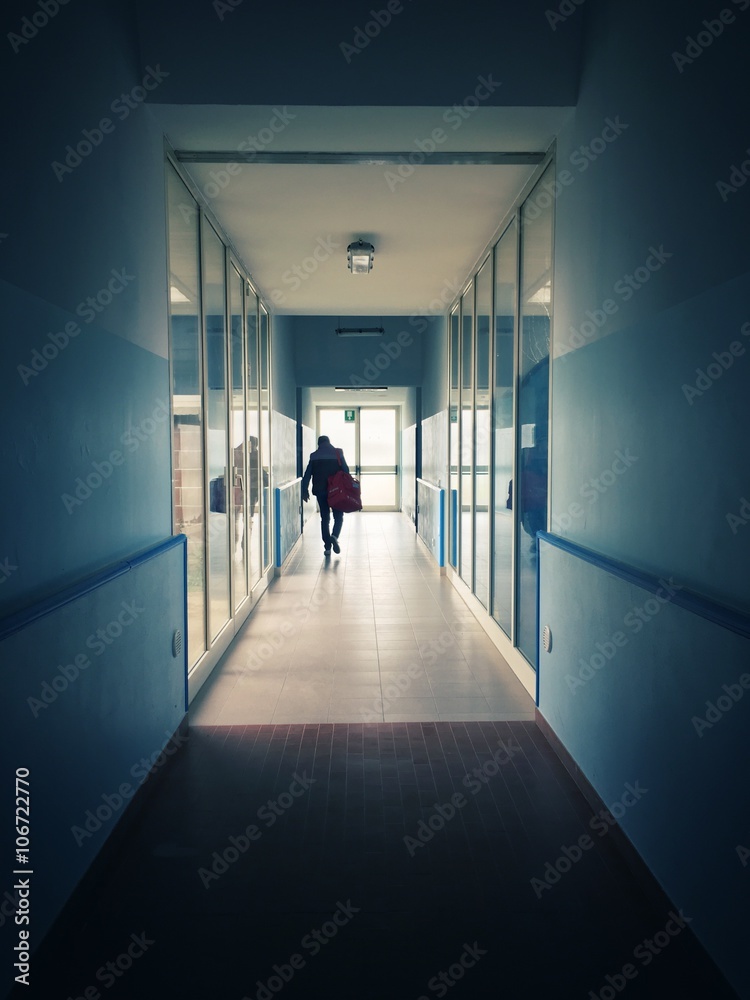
(301, 443), (349, 498)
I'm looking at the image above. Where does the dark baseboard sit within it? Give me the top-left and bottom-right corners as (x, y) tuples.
(534, 707), (739, 996)
(534, 707), (674, 912)
(34, 714), (190, 953)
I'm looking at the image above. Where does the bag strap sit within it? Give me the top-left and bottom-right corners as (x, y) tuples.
(336, 448), (342, 467)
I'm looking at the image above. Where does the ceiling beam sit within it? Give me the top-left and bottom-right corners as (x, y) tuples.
(174, 150), (545, 166)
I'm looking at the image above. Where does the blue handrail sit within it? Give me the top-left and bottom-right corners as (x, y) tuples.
(537, 531), (750, 641)
(0, 535), (187, 643)
(275, 478), (302, 569)
(439, 488), (445, 568)
(451, 489), (458, 567)
(274, 487), (282, 568)
(416, 479), (445, 569)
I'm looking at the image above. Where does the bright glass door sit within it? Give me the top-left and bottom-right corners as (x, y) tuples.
(359, 408), (398, 510)
(317, 407), (399, 511)
(318, 409), (356, 461)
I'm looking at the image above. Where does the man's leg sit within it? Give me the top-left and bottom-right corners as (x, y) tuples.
(319, 497), (333, 549)
(332, 510), (344, 540)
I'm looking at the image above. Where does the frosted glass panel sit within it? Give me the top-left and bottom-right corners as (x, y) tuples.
(360, 408), (396, 465)
(246, 291), (262, 591)
(474, 256), (492, 609)
(167, 166), (206, 669)
(361, 474), (396, 507)
(260, 306), (271, 570)
(460, 286), (474, 586)
(516, 165), (552, 666)
(492, 218), (517, 638)
(230, 265), (247, 610)
(318, 409), (355, 458)
(449, 308), (459, 567)
(203, 223), (230, 641)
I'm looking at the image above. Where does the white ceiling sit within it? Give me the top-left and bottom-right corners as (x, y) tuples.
(154, 105), (574, 315)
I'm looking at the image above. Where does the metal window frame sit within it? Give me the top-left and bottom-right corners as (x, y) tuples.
(445, 146), (556, 659)
(473, 252), (493, 611)
(315, 404), (402, 512)
(164, 155), (209, 670)
(164, 145), (275, 688)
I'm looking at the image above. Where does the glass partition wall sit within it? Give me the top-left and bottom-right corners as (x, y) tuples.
(447, 161), (553, 671)
(492, 219), (517, 638)
(474, 257), (492, 610)
(449, 308), (460, 568)
(459, 286), (474, 587)
(167, 160), (273, 682)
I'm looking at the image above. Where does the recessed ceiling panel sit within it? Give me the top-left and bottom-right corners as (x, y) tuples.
(154, 105), (574, 315)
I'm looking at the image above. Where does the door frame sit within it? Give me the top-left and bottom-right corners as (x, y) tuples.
(315, 404), (401, 512)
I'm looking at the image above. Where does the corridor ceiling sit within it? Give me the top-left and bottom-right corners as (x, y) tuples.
(153, 104), (573, 315)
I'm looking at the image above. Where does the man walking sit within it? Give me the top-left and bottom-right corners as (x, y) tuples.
(301, 435), (350, 555)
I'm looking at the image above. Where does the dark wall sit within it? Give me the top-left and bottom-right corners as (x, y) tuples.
(421, 315), (448, 419)
(292, 316), (424, 387)
(271, 314), (297, 419)
(134, 0), (583, 106)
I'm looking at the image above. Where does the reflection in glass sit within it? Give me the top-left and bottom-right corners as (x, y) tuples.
(516, 165), (553, 665)
(492, 219), (517, 637)
(460, 285), (474, 587)
(167, 166), (206, 670)
(246, 289), (262, 590)
(230, 266), (248, 611)
(260, 306), (271, 570)
(449, 308), (459, 567)
(203, 223), (230, 640)
(474, 257), (492, 609)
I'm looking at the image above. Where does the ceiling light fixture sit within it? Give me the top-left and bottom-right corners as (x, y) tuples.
(334, 386), (388, 392)
(347, 239), (374, 274)
(335, 327), (384, 337)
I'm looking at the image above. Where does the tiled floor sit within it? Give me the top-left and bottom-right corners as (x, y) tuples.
(19, 514), (737, 999)
(191, 513), (534, 725)
(24, 723), (736, 999)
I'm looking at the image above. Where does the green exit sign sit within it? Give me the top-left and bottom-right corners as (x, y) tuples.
(344, 410), (356, 422)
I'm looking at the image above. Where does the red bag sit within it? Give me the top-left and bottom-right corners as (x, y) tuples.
(327, 450), (362, 512)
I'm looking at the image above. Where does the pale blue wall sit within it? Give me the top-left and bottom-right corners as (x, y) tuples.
(2, 542), (186, 941)
(0, 0), (172, 615)
(0, 0), (187, 944)
(271, 315), (298, 486)
(542, 1), (750, 994)
(551, 0), (749, 611)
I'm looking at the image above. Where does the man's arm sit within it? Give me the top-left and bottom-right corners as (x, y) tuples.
(338, 450), (350, 474)
(301, 459), (312, 501)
